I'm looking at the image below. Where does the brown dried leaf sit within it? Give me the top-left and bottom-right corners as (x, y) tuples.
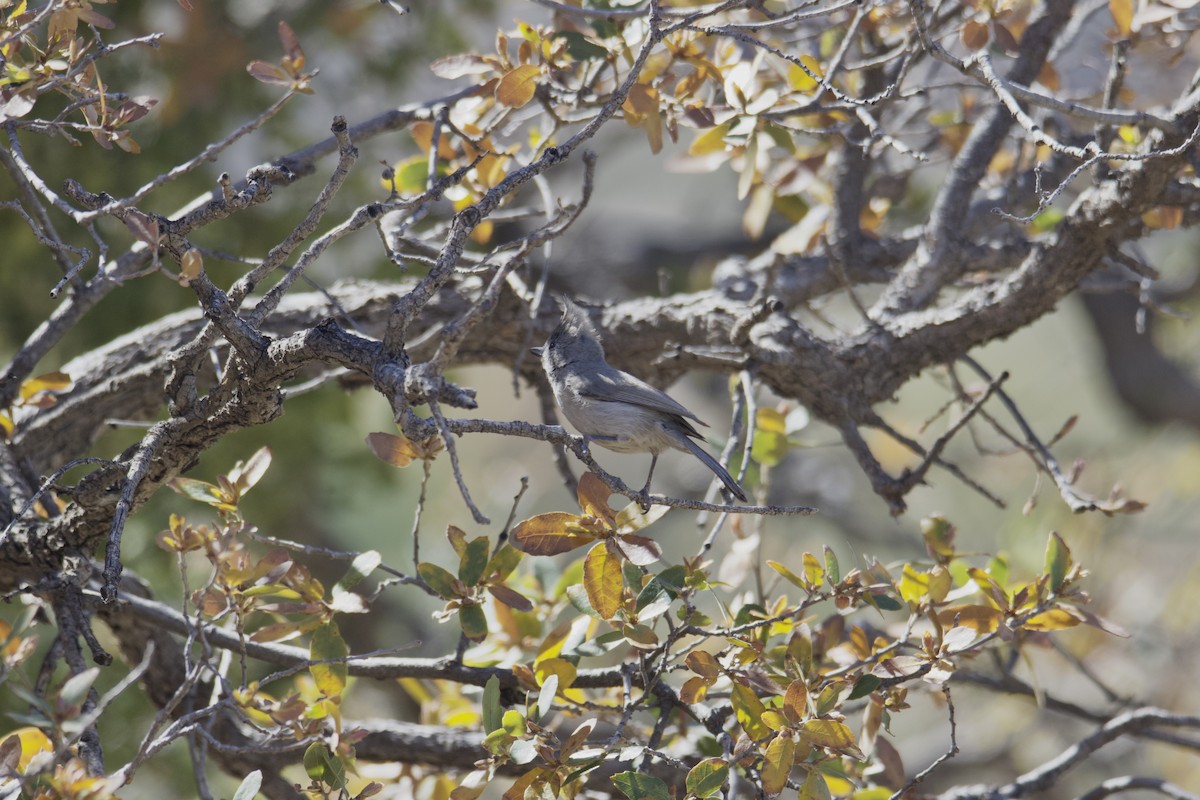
(961, 19), (989, 50)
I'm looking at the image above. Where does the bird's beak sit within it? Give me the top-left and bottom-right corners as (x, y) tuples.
(530, 346), (544, 357)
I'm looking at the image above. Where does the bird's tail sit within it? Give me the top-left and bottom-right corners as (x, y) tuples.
(679, 436), (749, 502)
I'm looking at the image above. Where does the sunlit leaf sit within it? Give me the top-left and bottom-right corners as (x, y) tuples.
(511, 513), (594, 556)
(418, 562), (459, 598)
(731, 682), (770, 739)
(584, 542), (623, 620)
(1024, 608), (1082, 631)
(1044, 531), (1071, 591)
(761, 733), (794, 796)
(366, 431), (423, 467)
(18, 371), (71, 403)
(686, 758), (728, 798)
(799, 719), (862, 759)
(577, 472), (616, 525)
(496, 64), (540, 107)
(309, 623), (348, 699)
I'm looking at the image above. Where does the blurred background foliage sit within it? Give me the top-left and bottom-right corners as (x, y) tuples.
(2, 0), (1199, 796)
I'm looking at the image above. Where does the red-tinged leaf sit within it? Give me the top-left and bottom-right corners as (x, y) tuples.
(584, 542), (623, 620)
(991, 21), (1019, 53)
(576, 472), (616, 525)
(366, 431), (421, 468)
(178, 0), (193, 10)
(511, 512), (594, 556)
(798, 719), (863, 759)
(615, 534), (662, 567)
(761, 733), (794, 796)
(685, 650), (720, 683)
(495, 64), (539, 107)
(961, 18), (989, 49)
(430, 53), (494, 79)
(487, 584), (533, 612)
(247, 60), (291, 86)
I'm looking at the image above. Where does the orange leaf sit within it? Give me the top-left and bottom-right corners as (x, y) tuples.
(496, 64), (540, 107)
(576, 472), (616, 525)
(366, 432), (420, 468)
(1109, 0), (1134, 36)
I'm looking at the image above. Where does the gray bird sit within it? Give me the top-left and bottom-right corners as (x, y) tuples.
(533, 299), (748, 504)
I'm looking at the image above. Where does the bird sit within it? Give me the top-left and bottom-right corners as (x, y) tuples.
(533, 298), (748, 504)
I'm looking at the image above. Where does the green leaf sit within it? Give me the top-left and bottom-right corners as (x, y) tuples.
(554, 30), (608, 60)
(847, 674), (881, 701)
(302, 742), (345, 788)
(1044, 531), (1071, 591)
(686, 758), (728, 798)
(483, 676), (503, 734)
(823, 546), (840, 585)
(418, 562), (458, 598)
(459, 603), (488, 641)
(459, 536), (490, 587)
(751, 408), (790, 466)
(731, 682), (770, 739)
(612, 771), (672, 800)
(309, 622), (348, 699)
(231, 770), (262, 800)
(484, 543), (523, 581)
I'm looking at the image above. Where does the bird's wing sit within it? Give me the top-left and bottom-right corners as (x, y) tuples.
(574, 367), (708, 427)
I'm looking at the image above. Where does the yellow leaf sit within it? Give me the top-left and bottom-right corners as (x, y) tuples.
(179, 248), (203, 285)
(731, 682), (770, 739)
(0, 411), (12, 440)
(496, 64), (540, 108)
(934, 604), (1002, 633)
(584, 542), (623, 619)
(761, 733), (794, 796)
(18, 371), (71, 402)
(309, 622), (348, 699)
(1109, 0), (1133, 36)
(787, 55), (823, 93)
(1024, 608), (1082, 631)
(5, 727), (52, 772)
(689, 123), (730, 156)
(534, 657), (577, 691)
(799, 719), (863, 759)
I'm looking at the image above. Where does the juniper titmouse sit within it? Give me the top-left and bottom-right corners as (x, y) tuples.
(533, 299), (748, 503)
